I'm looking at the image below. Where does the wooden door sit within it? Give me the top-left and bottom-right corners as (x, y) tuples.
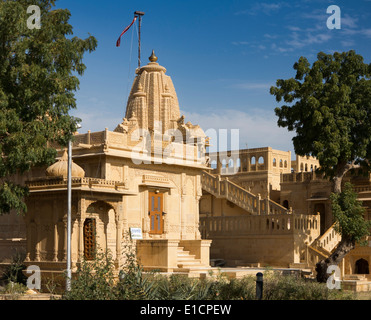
(149, 192), (164, 234)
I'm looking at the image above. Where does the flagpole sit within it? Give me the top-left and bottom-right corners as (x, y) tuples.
(134, 11), (145, 68)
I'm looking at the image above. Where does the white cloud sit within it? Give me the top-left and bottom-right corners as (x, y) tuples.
(341, 14), (358, 29)
(182, 109), (295, 153)
(71, 109), (122, 133)
(285, 31), (332, 49)
(235, 2), (289, 16)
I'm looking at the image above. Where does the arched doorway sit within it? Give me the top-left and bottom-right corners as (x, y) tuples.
(282, 200), (289, 209)
(355, 258), (369, 274)
(85, 201), (116, 257)
(314, 203), (326, 234)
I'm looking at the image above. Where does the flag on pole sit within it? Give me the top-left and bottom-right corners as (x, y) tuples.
(116, 16), (138, 47)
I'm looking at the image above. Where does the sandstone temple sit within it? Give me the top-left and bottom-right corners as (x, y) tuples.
(0, 51), (370, 291)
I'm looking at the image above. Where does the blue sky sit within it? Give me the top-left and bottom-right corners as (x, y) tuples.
(55, 0), (371, 155)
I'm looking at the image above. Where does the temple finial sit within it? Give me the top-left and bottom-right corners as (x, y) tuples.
(149, 50), (158, 63)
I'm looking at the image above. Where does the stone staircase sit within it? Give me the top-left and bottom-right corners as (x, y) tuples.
(201, 171), (345, 277)
(174, 246), (211, 275)
(201, 171), (288, 215)
(301, 223), (342, 273)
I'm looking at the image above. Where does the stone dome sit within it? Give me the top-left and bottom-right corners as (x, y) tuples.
(46, 150), (85, 178)
(125, 50), (181, 134)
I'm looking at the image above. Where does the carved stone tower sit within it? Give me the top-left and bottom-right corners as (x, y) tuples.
(124, 50), (181, 134)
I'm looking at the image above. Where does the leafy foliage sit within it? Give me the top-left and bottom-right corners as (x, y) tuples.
(270, 50), (371, 182)
(1, 251), (27, 285)
(115, 238), (159, 300)
(331, 183), (371, 244)
(63, 249), (117, 300)
(0, 0), (97, 215)
(63, 242), (356, 300)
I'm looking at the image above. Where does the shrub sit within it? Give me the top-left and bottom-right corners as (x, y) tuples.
(61, 238), (356, 301)
(1, 252), (28, 285)
(63, 249), (116, 300)
(262, 271), (354, 300)
(154, 274), (212, 300)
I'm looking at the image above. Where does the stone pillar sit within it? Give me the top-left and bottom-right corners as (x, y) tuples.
(25, 220), (32, 262)
(53, 224), (58, 262)
(181, 173), (187, 239)
(35, 223), (40, 262)
(63, 219), (67, 261)
(78, 219), (83, 262)
(115, 214), (122, 266)
(257, 194), (261, 215)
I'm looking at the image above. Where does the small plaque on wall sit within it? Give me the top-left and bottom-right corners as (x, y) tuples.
(130, 228), (143, 240)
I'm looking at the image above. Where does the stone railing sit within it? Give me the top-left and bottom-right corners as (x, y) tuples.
(26, 177), (126, 191)
(303, 224), (342, 268)
(281, 172), (325, 183)
(354, 185), (371, 193)
(50, 130), (203, 165)
(199, 213), (320, 239)
(312, 223), (341, 254)
(201, 171), (288, 215)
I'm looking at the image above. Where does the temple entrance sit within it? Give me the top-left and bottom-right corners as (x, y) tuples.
(149, 192), (164, 234)
(355, 258), (369, 274)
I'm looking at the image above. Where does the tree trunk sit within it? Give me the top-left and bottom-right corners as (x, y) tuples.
(316, 161), (362, 283)
(333, 176), (342, 194)
(315, 237), (355, 283)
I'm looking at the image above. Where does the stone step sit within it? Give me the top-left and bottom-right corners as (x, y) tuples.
(177, 261), (203, 267)
(343, 274), (367, 281)
(175, 246), (210, 274)
(289, 262), (310, 269)
(177, 255), (198, 261)
(174, 266), (211, 273)
(177, 252), (194, 257)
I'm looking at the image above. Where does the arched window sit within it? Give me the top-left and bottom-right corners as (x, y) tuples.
(84, 218), (96, 261)
(228, 159), (234, 168)
(211, 160), (217, 169)
(305, 164), (308, 172)
(222, 159), (227, 169)
(251, 156), (256, 165)
(280, 159), (283, 168)
(258, 156), (264, 164)
(283, 200), (289, 209)
(284, 160), (288, 168)
(300, 163), (304, 172)
(242, 158), (247, 172)
(273, 158), (277, 167)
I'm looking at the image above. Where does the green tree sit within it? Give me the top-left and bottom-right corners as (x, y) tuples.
(270, 50), (371, 282)
(316, 183), (370, 282)
(0, 0), (97, 215)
